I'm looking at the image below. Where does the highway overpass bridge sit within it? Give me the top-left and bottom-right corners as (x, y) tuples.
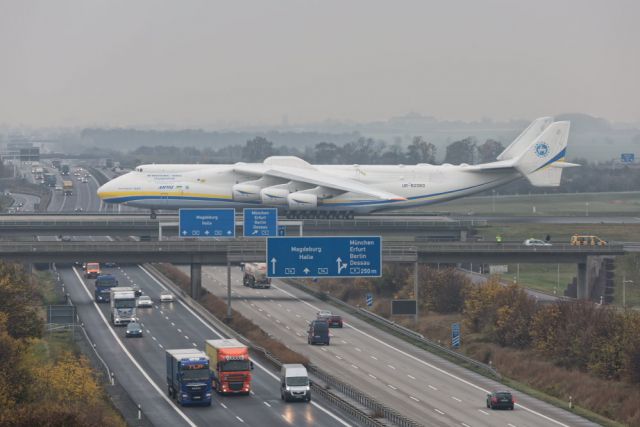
(0, 214), (485, 241)
(0, 240), (625, 300)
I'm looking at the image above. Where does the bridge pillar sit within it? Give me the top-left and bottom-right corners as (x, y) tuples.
(190, 263), (202, 299)
(577, 262), (587, 300)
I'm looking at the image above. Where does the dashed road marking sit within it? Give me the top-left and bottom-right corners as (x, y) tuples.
(428, 385), (438, 391)
(368, 374), (377, 379)
(409, 396), (419, 402)
(220, 403), (227, 409)
(451, 396), (462, 402)
(407, 374), (416, 380)
(387, 364), (396, 370)
(236, 416), (244, 423)
(264, 402), (271, 407)
(370, 355), (377, 360)
(434, 408), (445, 415)
(478, 409), (489, 415)
(387, 384), (397, 390)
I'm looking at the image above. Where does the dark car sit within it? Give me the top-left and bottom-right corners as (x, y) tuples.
(316, 311), (343, 328)
(125, 321), (143, 338)
(486, 391), (514, 410)
(307, 320), (330, 345)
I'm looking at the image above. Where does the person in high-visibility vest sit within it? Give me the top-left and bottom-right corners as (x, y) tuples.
(496, 234), (502, 243)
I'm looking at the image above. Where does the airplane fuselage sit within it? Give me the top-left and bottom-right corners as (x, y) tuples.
(98, 163), (520, 214)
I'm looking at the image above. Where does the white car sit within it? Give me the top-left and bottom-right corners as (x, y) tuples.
(137, 295), (153, 308)
(160, 291), (174, 302)
(523, 238), (552, 246)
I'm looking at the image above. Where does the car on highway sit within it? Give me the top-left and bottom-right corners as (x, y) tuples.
(160, 291), (174, 302)
(59, 235), (72, 242)
(486, 391), (515, 410)
(523, 238), (552, 246)
(103, 262), (117, 268)
(55, 185), (63, 191)
(74, 207), (83, 212)
(316, 311), (343, 328)
(125, 321), (143, 338)
(307, 320), (330, 345)
(137, 295), (153, 308)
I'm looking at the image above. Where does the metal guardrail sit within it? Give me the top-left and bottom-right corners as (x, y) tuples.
(144, 264), (410, 427)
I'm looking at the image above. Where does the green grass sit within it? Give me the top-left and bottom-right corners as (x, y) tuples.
(498, 263), (576, 296)
(481, 223), (640, 243)
(404, 191), (640, 216)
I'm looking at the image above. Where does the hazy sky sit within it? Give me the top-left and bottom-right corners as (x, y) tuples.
(1, 0), (638, 128)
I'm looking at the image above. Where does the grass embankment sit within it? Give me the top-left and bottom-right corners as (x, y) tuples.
(309, 277), (636, 427)
(403, 191), (640, 216)
(154, 263), (309, 365)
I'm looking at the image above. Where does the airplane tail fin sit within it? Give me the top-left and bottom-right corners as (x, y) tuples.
(513, 121), (577, 187)
(497, 117), (554, 161)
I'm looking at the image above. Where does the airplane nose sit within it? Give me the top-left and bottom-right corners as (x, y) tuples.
(97, 178), (118, 202)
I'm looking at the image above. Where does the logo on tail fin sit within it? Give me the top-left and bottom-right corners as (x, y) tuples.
(535, 142), (549, 158)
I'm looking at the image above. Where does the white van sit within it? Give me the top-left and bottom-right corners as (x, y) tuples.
(280, 364), (311, 402)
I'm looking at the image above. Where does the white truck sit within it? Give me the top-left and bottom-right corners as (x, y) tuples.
(242, 263), (271, 289)
(109, 287), (137, 325)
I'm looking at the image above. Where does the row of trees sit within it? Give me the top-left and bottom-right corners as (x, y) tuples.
(128, 135), (504, 165)
(464, 280), (640, 383)
(0, 262), (123, 426)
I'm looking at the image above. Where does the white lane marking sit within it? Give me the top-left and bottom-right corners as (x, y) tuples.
(434, 408), (445, 415)
(70, 268), (196, 427)
(407, 374), (416, 380)
(387, 364), (396, 370)
(409, 396), (419, 402)
(387, 384), (397, 390)
(478, 409), (489, 415)
(335, 355), (343, 360)
(295, 314), (301, 318)
(370, 355), (377, 360)
(351, 364), (359, 370)
(177, 328), (182, 333)
(184, 335), (189, 340)
(152, 336), (157, 341)
(171, 322), (175, 326)
(138, 264), (352, 427)
(321, 347), (327, 352)
(270, 281), (570, 427)
(220, 403), (227, 409)
(461, 423), (472, 427)
(165, 316), (169, 320)
(158, 343), (164, 349)
(508, 424), (517, 427)
(192, 343), (197, 347)
(263, 401), (271, 407)
(368, 374), (377, 379)
(146, 330), (150, 334)
(451, 396), (462, 402)
(341, 340), (347, 344)
(355, 347), (361, 352)
(236, 416), (244, 423)
(428, 385), (438, 390)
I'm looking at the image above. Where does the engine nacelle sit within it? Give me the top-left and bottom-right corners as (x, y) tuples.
(232, 183), (261, 202)
(287, 192), (318, 210)
(260, 186), (290, 205)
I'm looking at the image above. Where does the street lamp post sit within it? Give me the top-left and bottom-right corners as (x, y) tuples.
(492, 190), (496, 213)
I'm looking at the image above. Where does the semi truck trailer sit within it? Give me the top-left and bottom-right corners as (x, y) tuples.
(205, 339), (253, 395)
(63, 180), (73, 196)
(242, 262), (271, 289)
(94, 274), (118, 303)
(109, 287), (136, 325)
(166, 349), (213, 406)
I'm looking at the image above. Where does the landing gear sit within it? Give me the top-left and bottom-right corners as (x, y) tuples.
(150, 209), (157, 219)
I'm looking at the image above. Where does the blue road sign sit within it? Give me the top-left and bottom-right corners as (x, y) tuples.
(243, 208), (278, 237)
(266, 236), (381, 278)
(451, 322), (461, 348)
(179, 209), (235, 238)
(366, 293), (374, 307)
(621, 153), (635, 163)
(278, 225), (286, 236)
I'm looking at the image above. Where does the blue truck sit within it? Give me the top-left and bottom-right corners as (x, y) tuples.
(94, 274), (118, 303)
(166, 349), (213, 406)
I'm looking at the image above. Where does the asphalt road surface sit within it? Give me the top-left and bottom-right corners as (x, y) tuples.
(196, 266), (599, 427)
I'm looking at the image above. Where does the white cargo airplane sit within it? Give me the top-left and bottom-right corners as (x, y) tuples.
(97, 117), (576, 218)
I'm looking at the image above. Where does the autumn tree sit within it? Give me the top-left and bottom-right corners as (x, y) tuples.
(444, 137), (476, 164)
(407, 137), (437, 164)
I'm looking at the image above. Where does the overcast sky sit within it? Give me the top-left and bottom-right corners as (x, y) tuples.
(1, 0), (638, 128)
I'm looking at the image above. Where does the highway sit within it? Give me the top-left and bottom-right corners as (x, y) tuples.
(56, 264), (350, 427)
(35, 163), (356, 427)
(195, 265), (599, 427)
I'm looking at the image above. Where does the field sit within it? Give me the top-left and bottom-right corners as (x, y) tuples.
(403, 191), (640, 216)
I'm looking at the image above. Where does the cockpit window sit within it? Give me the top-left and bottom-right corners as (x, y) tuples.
(136, 167), (143, 172)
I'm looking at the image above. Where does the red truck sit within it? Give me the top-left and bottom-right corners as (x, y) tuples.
(205, 339), (253, 395)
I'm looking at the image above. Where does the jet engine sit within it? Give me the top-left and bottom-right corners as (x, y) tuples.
(260, 185), (290, 205)
(232, 183), (261, 202)
(287, 192), (318, 210)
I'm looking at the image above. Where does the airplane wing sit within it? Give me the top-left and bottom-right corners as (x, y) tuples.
(234, 158), (406, 201)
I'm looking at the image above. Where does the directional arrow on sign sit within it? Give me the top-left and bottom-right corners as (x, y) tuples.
(336, 257), (347, 274)
(303, 268), (310, 275)
(270, 258), (277, 274)
(182, 230), (187, 235)
(204, 230), (210, 235)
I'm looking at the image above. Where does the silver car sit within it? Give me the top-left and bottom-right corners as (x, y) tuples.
(137, 295), (153, 308)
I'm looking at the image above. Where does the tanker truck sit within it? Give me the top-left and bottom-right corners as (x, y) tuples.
(242, 262), (271, 289)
